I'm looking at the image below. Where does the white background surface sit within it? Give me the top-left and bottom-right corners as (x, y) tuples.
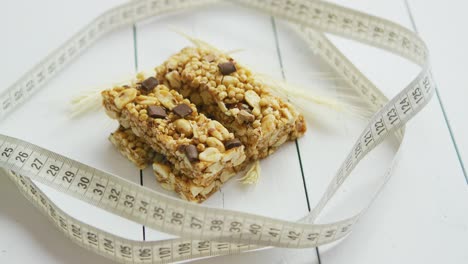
(1, 0), (468, 263)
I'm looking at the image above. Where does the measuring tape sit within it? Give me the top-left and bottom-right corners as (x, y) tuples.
(0, 0), (434, 263)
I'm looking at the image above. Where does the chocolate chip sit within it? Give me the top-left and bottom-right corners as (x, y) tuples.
(225, 139), (242, 149)
(141, 77), (159, 92)
(218, 62), (236, 75)
(173, 104), (193, 117)
(204, 54), (216, 62)
(184, 144), (199, 162)
(147, 105), (167, 118)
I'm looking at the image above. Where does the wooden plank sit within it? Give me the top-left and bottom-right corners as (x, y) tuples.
(279, 0), (468, 263)
(3, 1), (466, 263)
(0, 176), (115, 264)
(407, 0), (468, 181)
(134, 2), (317, 262)
(273, 0), (423, 226)
(0, 0), (142, 263)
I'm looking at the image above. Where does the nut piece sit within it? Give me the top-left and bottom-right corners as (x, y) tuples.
(201, 181), (216, 196)
(199, 147), (222, 163)
(261, 114), (276, 133)
(174, 119), (193, 137)
(205, 162), (223, 175)
(135, 95), (158, 105)
(281, 107), (293, 120)
(238, 110), (255, 123)
(206, 137), (225, 152)
(224, 139), (242, 150)
(153, 162), (171, 179)
(155, 90), (177, 109)
(220, 170), (235, 183)
(245, 90), (260, 109)
(114, 88), (137, 109)
(208, 120), (230, 141)
(104, 108), (119, 119)
(273, 134), (288, 147)
(217, 101), (229, 113)
(222, 147), (245, 166)
(222, 76), (238, 86)
(165, 71), (181, 89)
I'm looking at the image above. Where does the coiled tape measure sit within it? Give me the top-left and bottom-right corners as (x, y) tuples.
(0, 0), (434, 263)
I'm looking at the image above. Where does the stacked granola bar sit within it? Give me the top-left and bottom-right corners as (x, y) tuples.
(102, 46), (306, 202)
(109, 127), (157, 169)
(110, 126), (229, 201)
(155, 47), (306, 160)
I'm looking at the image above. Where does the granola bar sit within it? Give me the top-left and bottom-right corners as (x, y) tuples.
(154, 47), (306, 160)
(153, 160), (235, 202)
(102, 84), (246, 187)
(109, 126), (156, 169)
(109, 126), (232, 202)
(102, 45), (307, 202)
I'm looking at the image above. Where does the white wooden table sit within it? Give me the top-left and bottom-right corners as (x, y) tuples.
(1, 0), (467, 263)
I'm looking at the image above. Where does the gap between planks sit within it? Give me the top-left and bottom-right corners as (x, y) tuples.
(404, 0), (468, 184)
(270, 16), (322, 264)
(133, 23), (147, 241)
